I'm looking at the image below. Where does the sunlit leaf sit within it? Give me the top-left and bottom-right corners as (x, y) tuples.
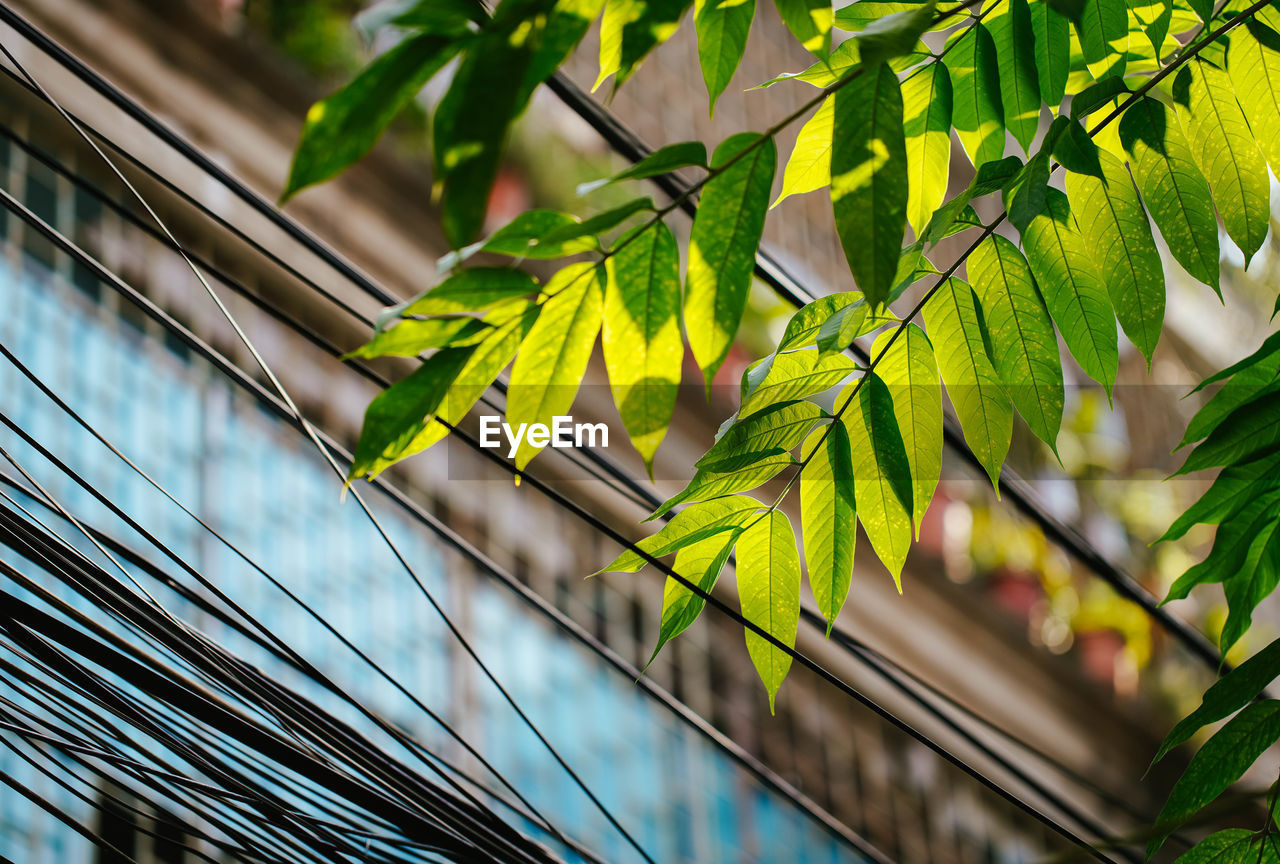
(774, 96), (834, 207)
(1022, 188), (1118, 396)
(985, 0), (1042, 153)
(968, 234), (1064, 449)
(604, 220), (683, 473)
(695, 0), (757, 113)
(871, 325), (941, 536)
(698, 400), (825, 467)
(775, 0), (833, 52)
(1160, 451), (1280, 543)
(597, 0), (695, 90)
(1030, 0), (1070, 107)
(1120, 96), (1221, 295)
(597, 495), (761, 572)
(945, 23), (1006, 168)
(344, 317), (492, 360)
(801, 423), (856, 634)
(1078, 0), (1128, 76)
(578, 141), (708, 195)
(903, 63), (953, 234)
(686, 133), (777, 390)
(507, 262), (605, 469)
(1064, 149), (1164, 367)
(404, 268), (539, 316)
(649, 527), (744, 663)
(740, 350), (856, 414)
(1176, 390), (1280, 475)
(650, 450), (796, 517)
(737, 509), (802, 712)
(1228, 21), (1280, 179)
(778, 291), (864, 350)
(923, 278), (1012, 488)
(832, 62), (908, 308)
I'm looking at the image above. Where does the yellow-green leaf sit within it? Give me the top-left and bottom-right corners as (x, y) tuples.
(871, 324), (941, 536)
(801, 423), (856, 634)
(605, 221), (683, 473)
(1030, 1), (1070, 107)
(741, 350), (856, 414)
(775, 0), (833, 52)
(945, 23), (1006, 168)
(1228, 21), (1280, 179)
(902, 63), (953, 234)
(774, 95), (834, 207)
(985, 0), (1041, 153)
(507, 263), (604, 469)
(686, 133), (777, 390)
(649, 526), (744, 664)
(695, 0), (757, 113)
(736, 509), (802, 712)
(598, 495), (761, 572)
(596, 0), (695, 91)
(923, 278), (1012, 488)
(650, 451), (796, 518)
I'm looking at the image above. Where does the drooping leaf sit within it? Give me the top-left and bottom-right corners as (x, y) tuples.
(871, 325), (942, 536)
(1176, 389), (1280, 475)
(985, 0), (1042, 153)
(604, 220), (683, 473)
(774, 96), (834, 207)
(902, 63), (953, 234)
(521, 0), (610, 103)
(540, 197), (655, 247)
(686, 133), (777, 390)
(649, 527), (744, 663)
(1021, 188), (1118, 396)
(698, 400), (825, 467)
(1165, 489), (1280, 604)
(841, 373), (914, 589)
(741, 351), (856, 414)
(1029, 1), (1070, 107)
(800, 423), (856, 634)
(832, 62), (908, 308)
(1159, 451), (1280, 543)
(354, 0), (486, 37)
(778, 291), (864, 349)
(597, 495), (761, 572)
(344, 317), (492, 360)
(1155, 637), (1280, 764)
(923, 278), (1012, 488)
(1078, 0), (1128, 75)
(1180, 350), (1280, 448)
(596, 0), (696, 90)
(1004, 151), (1050, 233)
(1190, 331), (1280, 395)
(695, 0), (757, 113)
(285, 34), (459, 201)
(1130, 0), (1172, 57)
(945, 23), (1006, 168)
(578, 141), (708, 195)
(815, 296), (892, 357)
(854, 0), (937, 66)
(737, 509), (802, 712)
(1178, 59), (1270, 266)
(403, 267), (540, 315)
(350, 346), (476, 480)
(968, 234), (1064, 449)
(1051, 115), (1103, 179)
(1228, 21), (1280, 178)
(1063, 149), (1165, 367)
(775, 0), (834, 52)
(921, 156), (1022, 245)
(1120, 96), (1221, 295)
(1220, 516), (1280, 653)
(650, 451), (796, 518)
(506, 262), (605, 469)
(1149, 701), (1280, 857)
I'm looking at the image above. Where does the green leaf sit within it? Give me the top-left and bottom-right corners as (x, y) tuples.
(1159, 451), (1280, 543)
(923, 278), (1012, 488)
(649, 527), (743, 663)
(872, 325), (942, 536)
(1052, 116), (1103, 179)
(1063, 149), (1165, 367)
(778, 291), (863, 350)
(343, 317), (492, 360)
(433, 30), (534, 247)
(354, 0), (486, 37)
(1181, 352), (1280, 448)
(753, 37), (858, 88)
(775, 0), (833, 52)
(407, 305), (542, 461)
(1120, 96), (1221, 295)
(1154, 637), (1280, 765)
(697, 400), (825, 467)
(737, 509), (802, 712)
(903, 63), (953, 234)
(1173, 830), (1273, 864)
(1022, 188), (1118, 396)
(1130, 0), (1172, 57)
(1166, 489), (1280, 602)
(841, 374), (914, 589)
(284, 33), (459, 201)
(774, 96), (834, 207)
(1004, 151), (1050, 233)
(801, 423), (856, 635)
(604, 220), (683, 473)
(686, 133), (777, 390)
(506, 262), (605, 470)
(854, 0), (937, 66)
(596, 0), (695, 91)
(832, 62), (908, 308)
(1176, 389), (1280, 475)
(577, 141), (708, 195)
(1179, 59), (1271, 266)
(452, 210), (599, 263)
(1047, 0), (1085, 22)
(1078, 0), (1128, 75)
(540, 197), (655, 247)
(1228, 21), (1280, 179)
(1069, 77), (1129, 119)
(986, 0), (1042, 153)
(404, 268), (539, 315)
(597, 495), (761, 572)
(695, 0), (757, 113)
(1150, 701), (1280, 857)
(968, 235), (1064, 449)
(921, 155), (1022, 246)
(521, 0), (610, 104)
(650, 450), (796, 518)
(740, 351), (856, 414)
(1221, 520), (1280, 652)
(945, 23), (1006, 168)
(815, 296), (891, 357)
(1029, 1), (1070, 107)
(1191, 331), (1280, 395)
(350, 346), (476, 480)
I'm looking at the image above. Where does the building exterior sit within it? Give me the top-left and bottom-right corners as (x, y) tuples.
(0, 0), (1231, 862)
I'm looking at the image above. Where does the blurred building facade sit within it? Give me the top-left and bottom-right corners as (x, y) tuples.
(0, 0), (1231, 862)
